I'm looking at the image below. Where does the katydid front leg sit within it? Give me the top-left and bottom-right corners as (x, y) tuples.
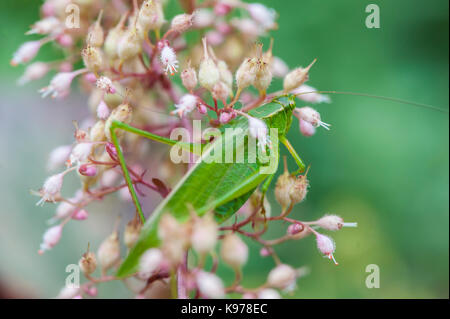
(280, 136), (305, 175)
(109, 120), (205, 223)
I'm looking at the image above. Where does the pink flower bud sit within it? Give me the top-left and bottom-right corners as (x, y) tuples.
(219, 111), (233, 124)
(85, 286), (98, 297)
(72, 209), (89, 220)
(214, 3), (232, 16)
(215, 21), (232, 34)
(84, 73), (97, 84)
(11, 41), (43, 66)
(58, 62), (73, 73)
(299, 119), (316, 137)
(197, 103), (207, 115)
(287, 223), (303, 235)
(41, 1), (55, 17)
(260, 247), (271, 257)
(315, 232), (338, 265)
(97, 100), (110, 120)
(39, 225), (63, 253)
(106, 142), (118, 160)
(57, 34), (73, 48)
(205, 30), (224, 46)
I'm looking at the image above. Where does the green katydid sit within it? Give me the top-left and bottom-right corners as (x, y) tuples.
(112, 94), (303, 277)
(111, 91), (447, 278)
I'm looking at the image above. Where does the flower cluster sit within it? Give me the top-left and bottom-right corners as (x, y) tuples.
(14, 0), (354, 299)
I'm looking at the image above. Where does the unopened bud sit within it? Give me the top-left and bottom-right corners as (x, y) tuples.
(124, 219), (142, 248)
(72, 209), (89, 220)
(314, 215), (357, 231)
(235, 58), (257, 90)
(198, 38), (220, 91)
(181, 65), (198, 92)
(170, 13), (194, 33)
(258, 288), (281, 299)
(82, 46), (103, 73)
(220, 233), (248, 269)
(97, 231), (120, 271)
(289, 174), (309, 204)
(212, 81), (231, 102)
(267, 264), (297, 289)
(283, 59), (316, 92)
(39, 225), (63, 253)
(191, 213), (218, 255)
(87, 11), (104, 47)
(138, 248), (164, 279)
(138, 0), (165, 32)
(274, 169), (294, 209)
(117, 28), (141, 61)
(78, 164), (97, 177)
(79, 250), (97, 275)
(196, 271), (225, 299)
(287, 223), (303, 235)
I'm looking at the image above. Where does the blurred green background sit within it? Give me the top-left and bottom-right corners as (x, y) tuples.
(0, 0), (448, 298)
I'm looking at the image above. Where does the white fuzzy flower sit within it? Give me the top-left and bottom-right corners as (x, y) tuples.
(314, 215), (358, 231)
(247, 3), (276, 29)
(36, 173), (65, 206)
(47, 144), (72, 171)
(39, 71), (80, 99)
(138, 248), (164, 279)
(18, 62), (49, 86)
(26, 17), (61, 35)
(294, 107), (330, 130)
(271, 56), (289, 78)
(11, 41), (43, 66)
(267, 264), (297, 289)
(291, 84), (331, 104)
(69, 143), (93, 166)
(196, 271), (225, 299)
(315, 233), (338, 265)
(258, 288), (281, 299)
(160, 45), (179, 75)
(248, 116), (270, 152)
(56, 286), (80, 299)
(96, 76), (115, 94)
(39, 225), (63, 253)
(172, 94), (198, 117)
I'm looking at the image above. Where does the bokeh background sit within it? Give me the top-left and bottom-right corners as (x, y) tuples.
(0, 0), (448, 298)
